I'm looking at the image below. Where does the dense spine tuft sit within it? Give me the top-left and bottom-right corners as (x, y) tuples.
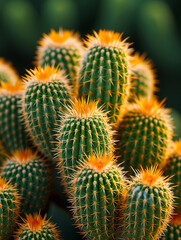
(121, 167), (174, 240)
(23, 65), (71, 159)
(15, 213), (60, 239)
(116, 97), (173, 176)
(78, 29), (132, 122)
(36, 28), (83, 92)
(0, 58), (18, 85)
(0, 177), (20, 239)
(72, 153), (126, 240)
(57, 98), (113, 191)
(1, 149), (50, 214)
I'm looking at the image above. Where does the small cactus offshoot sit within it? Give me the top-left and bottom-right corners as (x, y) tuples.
(1, 149), (50, 214)
(116, 97), (173, 176)
(79, 29), (132, 122)
(36, 28), (83, 92)
(0, 81), (30, 152)
(0, 177), (20, 239)
(0, 58), (18, 85)
(22, 65), (71, 159)
(129, 53), (157, 102)
(57, 98), (113, 191)
(15, 213), (60, 240)
(161, 212), (181, 240)
(164, 139), (181, 211)
(121, 167), (174, 240)
(71, 153), (126, 240)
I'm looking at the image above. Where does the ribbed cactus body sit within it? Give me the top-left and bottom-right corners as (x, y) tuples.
(79, 30), (131, 122)
(116, 98), (172, 176)
(37, 29), (82, 91)
(1, 149), (50, 214)
(129, 53), (156, 102)
(0, 178), (20, 239)
(161, 213), (181, 240)
(58, 99), (113, 190)
(0, 82), (30, 152)
(121, 168), (173, 240)
(23, 66), (71, 159)
(0, 58), (18, 85)
(164, 140), (181, 211)
(16, 214), (60, 240)
(72, 154), (126, 240)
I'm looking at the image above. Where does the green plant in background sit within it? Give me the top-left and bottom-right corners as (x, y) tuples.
(0, 142), (7, 167)
(121, 167), (174, 240)
(164, 139), (181, 211)
(15, 213), (60, 240)
(72, 153), (126, 240)
(115, 97), (173, 176)
(1, 149), (50, 214)
(23, 65), (71, 160)
(78, 29), (132, 122)
(129, 52), (157, 102)
(36, 28), (83, 93)
(0, 81), (31, 153)
(57, 98), (113, 192)
(0, 177), (20, 239)
(0, 58), (18, 85)
(161, 213), (181, 240)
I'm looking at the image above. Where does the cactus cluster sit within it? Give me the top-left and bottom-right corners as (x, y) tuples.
(0, 27), (178, 240)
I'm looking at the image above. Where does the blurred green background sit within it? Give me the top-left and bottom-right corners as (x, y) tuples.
(0, 0), (180, 126)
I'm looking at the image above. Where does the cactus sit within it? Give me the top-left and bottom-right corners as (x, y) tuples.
(15, 213), (60, 240)
(129, 53), (157, 102)
(78, 29), (132, 122)
(115, 98), (173, 176)
(0, 58), (18, 85)
(0, 177), (20, 239)
(72, 153), (126, 240)
(36, 28), (83, 92)
(121, 167), (174, 240)
(161, 212), (181, 240)
(1, 149), (50, 214)
(164, 139), (181, 211)
(0, 81), (31, 152)
(22, 65), (71, 159)
(57, 98), (113, 191)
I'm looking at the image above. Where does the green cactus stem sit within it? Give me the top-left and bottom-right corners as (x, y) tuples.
(36, 28), (83, 93)
(0, 177), (20, 239)
(0, 58), (18, 85)
(22, 65), (71, 159)
(0, 81), (31, 153)
(72, 153), (126, 240)
(1, 149), (50, 214)
(164, 139), (181, 211)
(121, 167), (174, 240)
(57, 98), (114, 192)
(78, 29), (132, 122)
(115, 97), (173, 176)
(129, 53), (157, 102)
(15, 213), (60, 240)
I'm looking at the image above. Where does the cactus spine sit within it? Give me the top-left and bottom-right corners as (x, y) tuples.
(0, 81), (30, 152)
(116, 98), (173, 176)
(15, 213), (60, 240)
(161, 213), (181, 240)
(0, 58), (18, 85)
(57, 98), (113, 191)
(23, 65), (71, 159)
(0, 177), (20, 239)
(72, 153), (126, 240)
(121, 167), (174, 240)
(129, 53), (157, 102)
(164, 140), (181, 211)
(1, 149), (50, 214)
(36, 29), (83, 92)
(78, 29), (132, 122)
